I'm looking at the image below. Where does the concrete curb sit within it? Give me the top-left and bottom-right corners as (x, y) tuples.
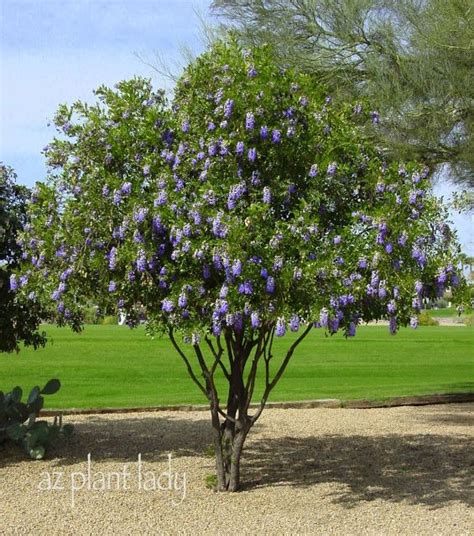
(40, 392), (474, 417)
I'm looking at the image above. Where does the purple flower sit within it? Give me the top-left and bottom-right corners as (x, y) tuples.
(121, 182), (132, 195)
(271, 130), (281, 144)
(330, 317), (340, 333)
(276, 318), (286, 337)
(212, 213), (228, 238)
(236, 141), (244, 156)
(108, 281), (117, 292)
(389, 316), (397, 334)
(385, 243), (393, 254)
(212, 321), (222, 336)
(136, 250), (147, 272)
(51, 290), (61, 301)
(247, 65), (257, 77)
(203, 264), (211, 279)
(358, 258), (368, 269)
(370, 111), (380, 124)
(207, 121), (216, 131)
(273, 257), (283, 271)
(410, 316), (418, 329)
(371, 271), (380, 287)
(178, 292), (187, 308)
(393, 286), (400, 299)
(102, 185), (110, 197)
(378, 286), (387, 299)
(113, 190), (122, 206)
(133, 230), (144, 244)
(387, 300), (397, 315)
(309, 164), (318, 177)
(260, 125), (268, 139)
(248, 147), (257, 162)
(181, 119), (190, 132)
(9, 275), (17, 291)
(251, 311), (261, 328)
(398, 232), (408, 247)
(265, 276), (275, 294)
(293, 267), (302, 281)
(348, 322), (356, 337)
(143, 165), (150, 176)
(375, 182), (385, 194)
(245, 112), (255, 130)
(290, 315), (300, 332)
(437, 271), (447, 284)
(263, 186), (272, 204)
(238, 280), (253, 295)
(415, 280), (423, 295)
(224, 99), (234, 118)
(133, 207), (148, 224)
(227, 182), (246, 210)
(319, 308), (329, 328)
(108, 247), (117, 270)
(162, 299), (174, 313)
(333, 235), (342, 245)
(412, 297), (422, 311)
(232, 259), (242, 277)
(412, 247), (426, 268)
(327, 162), (337, 176)
(154, 191), (168, 206)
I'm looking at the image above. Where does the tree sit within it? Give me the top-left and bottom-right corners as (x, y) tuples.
(14, 41), (464, 490)
(211, 0), (474, 189)
(0, 164), (46, 352)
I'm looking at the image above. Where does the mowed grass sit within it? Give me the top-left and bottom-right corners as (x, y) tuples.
(0, 325), (472, 409)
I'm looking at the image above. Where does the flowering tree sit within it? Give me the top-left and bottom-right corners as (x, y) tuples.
(0, 164), (46, 352)
(14, 41), (464, 491)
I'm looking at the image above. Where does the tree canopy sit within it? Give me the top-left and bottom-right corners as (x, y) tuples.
(211, 0), (474, 190)
(13, 40), (465, 490)
(0, 164), (46, 352)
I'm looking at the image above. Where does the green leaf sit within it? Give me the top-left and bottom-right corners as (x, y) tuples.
(29, 446), (46, 460)
(10, 386), (22, 403)
(27, 386), (41, 405)
(41, 379), (61, 395)
(7, 423), (26, 441)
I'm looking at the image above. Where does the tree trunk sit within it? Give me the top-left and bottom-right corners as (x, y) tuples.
(213, 418), (250, 491)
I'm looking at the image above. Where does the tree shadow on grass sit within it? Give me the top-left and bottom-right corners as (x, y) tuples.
(243, 433), (473, 509)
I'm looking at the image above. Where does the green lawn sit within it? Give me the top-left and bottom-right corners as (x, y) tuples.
(426, 307), (455, 318)
(1, 325), (472, 409)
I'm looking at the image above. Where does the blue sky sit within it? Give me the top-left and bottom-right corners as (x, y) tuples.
(1, 0), (472, 253)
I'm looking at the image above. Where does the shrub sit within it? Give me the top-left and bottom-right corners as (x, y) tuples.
(463, 314), (474, 326)
(0, 379), (73, 459)
(82, 306), (101, 324)
(101, 315), (118, 325)
(417, 312), (439, 326)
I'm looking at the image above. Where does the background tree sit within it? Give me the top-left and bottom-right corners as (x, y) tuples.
(211, 0), (474, 190)
(0, 164), (46, 352)
(14, 41), (464, 491)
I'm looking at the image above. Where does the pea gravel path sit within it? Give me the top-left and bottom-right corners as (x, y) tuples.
(1, 404), (473, 535)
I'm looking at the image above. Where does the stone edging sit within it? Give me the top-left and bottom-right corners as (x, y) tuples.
(40, 392), (474, 417)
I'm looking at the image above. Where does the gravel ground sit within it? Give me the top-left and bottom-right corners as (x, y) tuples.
(1, 404), (473, 535)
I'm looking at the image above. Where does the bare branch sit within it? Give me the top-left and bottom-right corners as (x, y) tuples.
(168, 328), (209, 400)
